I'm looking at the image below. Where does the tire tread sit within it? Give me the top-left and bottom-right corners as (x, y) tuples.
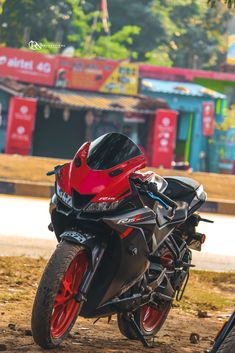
(31, 241), (84, 349)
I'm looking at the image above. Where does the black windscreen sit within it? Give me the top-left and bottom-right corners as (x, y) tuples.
(87, 133), (142, 170)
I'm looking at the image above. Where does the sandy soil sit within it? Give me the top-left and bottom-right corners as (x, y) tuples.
(0, 154), (235, 201)
(0, 256), (234, 353)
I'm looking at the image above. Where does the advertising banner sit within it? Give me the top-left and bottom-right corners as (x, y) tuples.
(55, 57), (139, 95)
(151, 109), (178, 168)
(202, 101), (214, 136)
(0, 47), (56, 86)
(5, 97), (37, 155)
(0, 48), (138, 94)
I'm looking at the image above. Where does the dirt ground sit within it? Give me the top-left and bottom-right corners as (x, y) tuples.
(1, 154), (235, 201)
(0, 256), (234, 353)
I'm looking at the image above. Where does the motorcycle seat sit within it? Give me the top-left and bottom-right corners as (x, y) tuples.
(163, 176), (200, 205)
(164, 176), (200, 191)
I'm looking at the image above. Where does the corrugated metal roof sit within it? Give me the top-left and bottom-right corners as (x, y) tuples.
(141, 78), (226, 99)
(51, 89), (142, 112)
(40, 88), (167, 114)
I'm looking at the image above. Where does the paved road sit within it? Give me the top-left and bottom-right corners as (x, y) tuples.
(0, 195), (234, 271)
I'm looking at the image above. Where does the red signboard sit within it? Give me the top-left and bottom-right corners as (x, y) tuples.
(0, 47), (56, 86)
(202, 102), (214, 136)
(5, 97), (37, 155)
(150, 110), (178, 168)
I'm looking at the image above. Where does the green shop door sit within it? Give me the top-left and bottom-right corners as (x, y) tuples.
(175, 112), (193, 165)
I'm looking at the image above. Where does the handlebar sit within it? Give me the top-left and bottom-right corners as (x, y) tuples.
(131, 177), (178, 210)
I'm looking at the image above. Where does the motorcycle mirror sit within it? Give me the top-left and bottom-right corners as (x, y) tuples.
(46, 164), (64, 176)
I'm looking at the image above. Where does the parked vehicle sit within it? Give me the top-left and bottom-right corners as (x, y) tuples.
(209, 311), (235, 353)
(31, 132), (211, 348)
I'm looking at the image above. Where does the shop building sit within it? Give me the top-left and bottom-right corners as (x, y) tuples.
(141, 78), (226, 172)
(0, 78), (172, 164)
(0, 47), (228, 171)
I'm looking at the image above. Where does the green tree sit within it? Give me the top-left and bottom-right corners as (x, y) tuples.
(0, 0), (141, 60)
(0, 0), (6, 14)
(165, 0), (231, 69)
(66, 1), (141, 59)
(0, 0), (73, 47)
(0, 0), (233, 70)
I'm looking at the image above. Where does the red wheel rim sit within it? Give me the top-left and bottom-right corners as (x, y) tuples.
(140, 303), (169, 332)
(50, 250), (88, 339)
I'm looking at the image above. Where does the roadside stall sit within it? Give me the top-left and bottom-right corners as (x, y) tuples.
(140, 78), (226, 172)
(0, 78), (171, 163)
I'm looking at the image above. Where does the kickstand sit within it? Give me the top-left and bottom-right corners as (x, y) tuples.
(128, 314), (153, 348)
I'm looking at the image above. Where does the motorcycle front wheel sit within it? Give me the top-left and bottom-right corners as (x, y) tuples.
(31, 241), (89, 349)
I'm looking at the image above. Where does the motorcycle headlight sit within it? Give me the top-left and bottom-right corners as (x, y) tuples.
(56, 183), (72, 207)
(84, 201), (119, 213)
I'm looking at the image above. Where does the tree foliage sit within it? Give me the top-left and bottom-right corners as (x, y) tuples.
(0, 0), (233, 70)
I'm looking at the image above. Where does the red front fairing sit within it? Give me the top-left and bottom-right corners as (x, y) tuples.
(57, 142), (146, 203)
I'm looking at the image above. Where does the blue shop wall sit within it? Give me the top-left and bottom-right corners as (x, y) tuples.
(141, 81), (226, 172)
(0, 90), (11, 153)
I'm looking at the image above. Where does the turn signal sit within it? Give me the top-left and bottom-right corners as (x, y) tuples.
(193, 233), (206, 244)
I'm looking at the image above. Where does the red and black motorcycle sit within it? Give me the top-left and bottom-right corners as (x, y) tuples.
(31, 132), (210, 348)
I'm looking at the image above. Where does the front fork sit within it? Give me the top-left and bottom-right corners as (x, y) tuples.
(75, 244), (106, 303)
(60, 230), (106, 308)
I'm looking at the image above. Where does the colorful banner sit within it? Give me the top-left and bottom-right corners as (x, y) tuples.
(227, 34), (235, 65)
(55, 57), (139, 95)
(202, 102), (214, 136)
(5, 97), (37, 155)
(151, 109), (178, 168)
(100, 62), (138, 95)
(0, 48), (139, 94)
(0, 47), (56, 86)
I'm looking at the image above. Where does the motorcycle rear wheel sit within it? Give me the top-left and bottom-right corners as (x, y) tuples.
(31, 241), (88, 349)
(117, 300), (172, 340)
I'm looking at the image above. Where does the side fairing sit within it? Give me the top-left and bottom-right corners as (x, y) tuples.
(95, 207), (156, 305)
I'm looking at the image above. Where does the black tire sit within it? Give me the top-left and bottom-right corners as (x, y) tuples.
(117, 301), (172, 340)
(216, 325), (235, 353)
(31, 241), (88, 349)
(117, 313), (138, 340)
